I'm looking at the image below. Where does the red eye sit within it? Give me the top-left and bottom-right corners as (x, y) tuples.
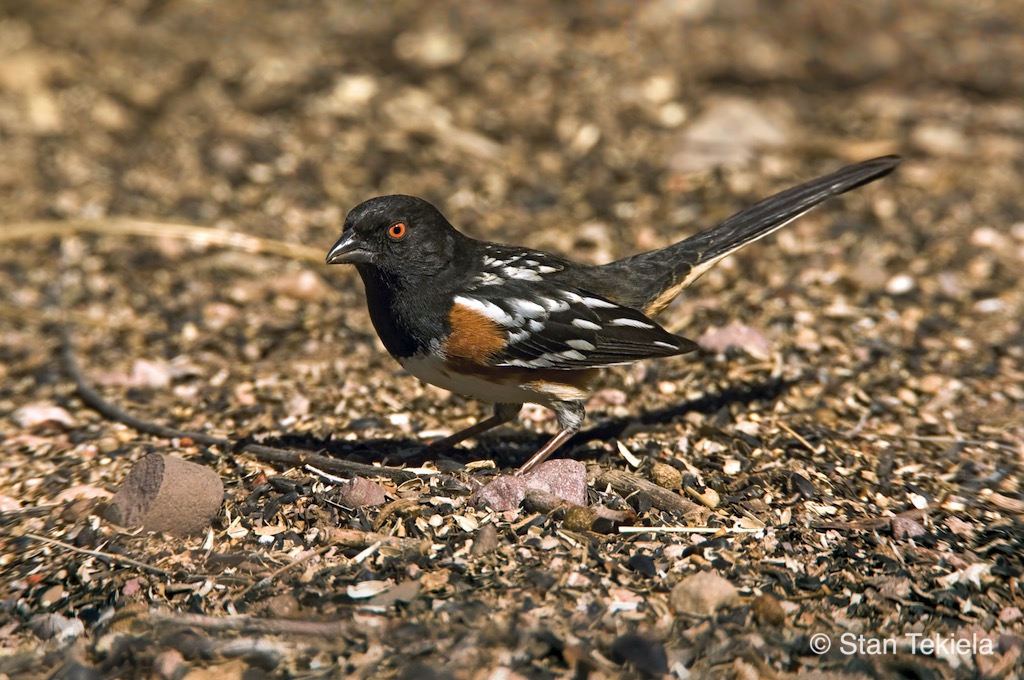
(388, 222), (407, 240)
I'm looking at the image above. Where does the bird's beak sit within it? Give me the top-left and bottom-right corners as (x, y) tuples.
(326, 231), (373, 265)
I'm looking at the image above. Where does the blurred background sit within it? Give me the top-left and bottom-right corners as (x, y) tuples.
(1, 1), (1021, 240)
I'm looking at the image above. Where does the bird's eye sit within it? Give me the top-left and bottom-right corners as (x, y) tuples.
(387, 222), (407, 240)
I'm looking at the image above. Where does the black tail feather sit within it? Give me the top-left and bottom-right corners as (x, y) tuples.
(603, 155), (901, 315)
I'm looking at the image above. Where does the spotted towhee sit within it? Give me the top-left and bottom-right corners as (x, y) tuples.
(327, 156), (899, 474)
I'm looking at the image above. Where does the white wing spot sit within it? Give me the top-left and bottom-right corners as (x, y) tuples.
(583, 296), (618, 309)
(609, 317), (655, 329)
(571, 318), (602, 331)
(509, 298), (547, 318)
(536, 265), (560, 274)
(567, 339), (597, 351)
(653, 340), (680, 350)
(502, 266), (543, 281)
(473, 272), (503, 286)
(557, 349), (587, 361)
(538, 297), (570, 313)
(506, 356), (555, 368)
(527, 319), (545, 332)
(454, 295), (514, 326)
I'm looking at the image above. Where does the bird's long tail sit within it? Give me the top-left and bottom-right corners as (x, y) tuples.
(604, 155), (901, 316)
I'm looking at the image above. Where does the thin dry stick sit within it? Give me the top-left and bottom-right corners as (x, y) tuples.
(0, 302), (110, 329)
(2, 218), (325, 264)
(618, 526), (761, 535)
(14, 531), (172, 577)
(776, 420), (826, 455)
(592, 467), (702, 516)
(237, 546), (332, 598)
(60, 328), (420, 483)
(60, 329), (230, 447)
(325, 527), (430, 556)
(141, 609), (355, 638)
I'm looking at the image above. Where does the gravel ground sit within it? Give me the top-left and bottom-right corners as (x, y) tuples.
(2, 2), (1023, 678)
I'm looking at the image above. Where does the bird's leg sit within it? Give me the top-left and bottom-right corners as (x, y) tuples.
(426, 402), (521, 451)
(514, 401), (585, 476)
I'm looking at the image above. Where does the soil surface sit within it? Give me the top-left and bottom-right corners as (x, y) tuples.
(2, 2), (1023, 678)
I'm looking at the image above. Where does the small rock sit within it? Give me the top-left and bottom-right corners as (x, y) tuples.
(237, 55), (320, 113)
(419, 569), (450, 593)
(129, 359), (173, 389)
(12, 402), (77, 430)
(317, 74), (379, 118)
(336, 477), (387, 508)
(670, 571), (739, 617)
(1000, 607), (1022, 624)
(752, 593), (786, 626)
(641, 74), (678, 104)
(722, 458), (742, 476)
(475, 459), (589, 511)
(471, 523), (499, 555)
(885, 273), (916, 296)
(106, 453), (224, 536)
(38, 584), (66, 607)
(60, 497), (99, 523)
(153, 649), (187, 680)
(649, 462), (682, 489)
(670, 97), (792, 173)
(697, 322), (772, 360)
(911, 122), (971, 157)
(563, 505), (599, 533)
(393, 29), (466, 68)
(262, 593), (300, 619)
(891, 514), (927, 539)
(271, 269), (332, 301)
(523, 459), (587, 506)
(970, 226), (1008, 249)
(474, 475), (526, 512)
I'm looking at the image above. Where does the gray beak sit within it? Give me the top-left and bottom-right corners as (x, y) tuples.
(326, 231), (373, 265)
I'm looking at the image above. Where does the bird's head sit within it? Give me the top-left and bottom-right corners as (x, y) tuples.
(327, 195), (462, 283)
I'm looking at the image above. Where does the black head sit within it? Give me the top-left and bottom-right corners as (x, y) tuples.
(326, 195), (462, 282)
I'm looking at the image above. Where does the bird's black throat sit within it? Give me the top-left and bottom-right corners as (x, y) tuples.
(355, 263), (453, 360)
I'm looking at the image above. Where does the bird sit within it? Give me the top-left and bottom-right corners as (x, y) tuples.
(327, 156), (900, 475)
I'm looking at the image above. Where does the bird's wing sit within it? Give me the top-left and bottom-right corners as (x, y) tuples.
(450, 277), (697, 370)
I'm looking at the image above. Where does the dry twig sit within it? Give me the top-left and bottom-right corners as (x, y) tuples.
(60, 328), (420, 483)
(12, 531), (172, 577)
(2, 217), (324, 264)
(592, 467), (702, 516)
(325, 527), (431, 556)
